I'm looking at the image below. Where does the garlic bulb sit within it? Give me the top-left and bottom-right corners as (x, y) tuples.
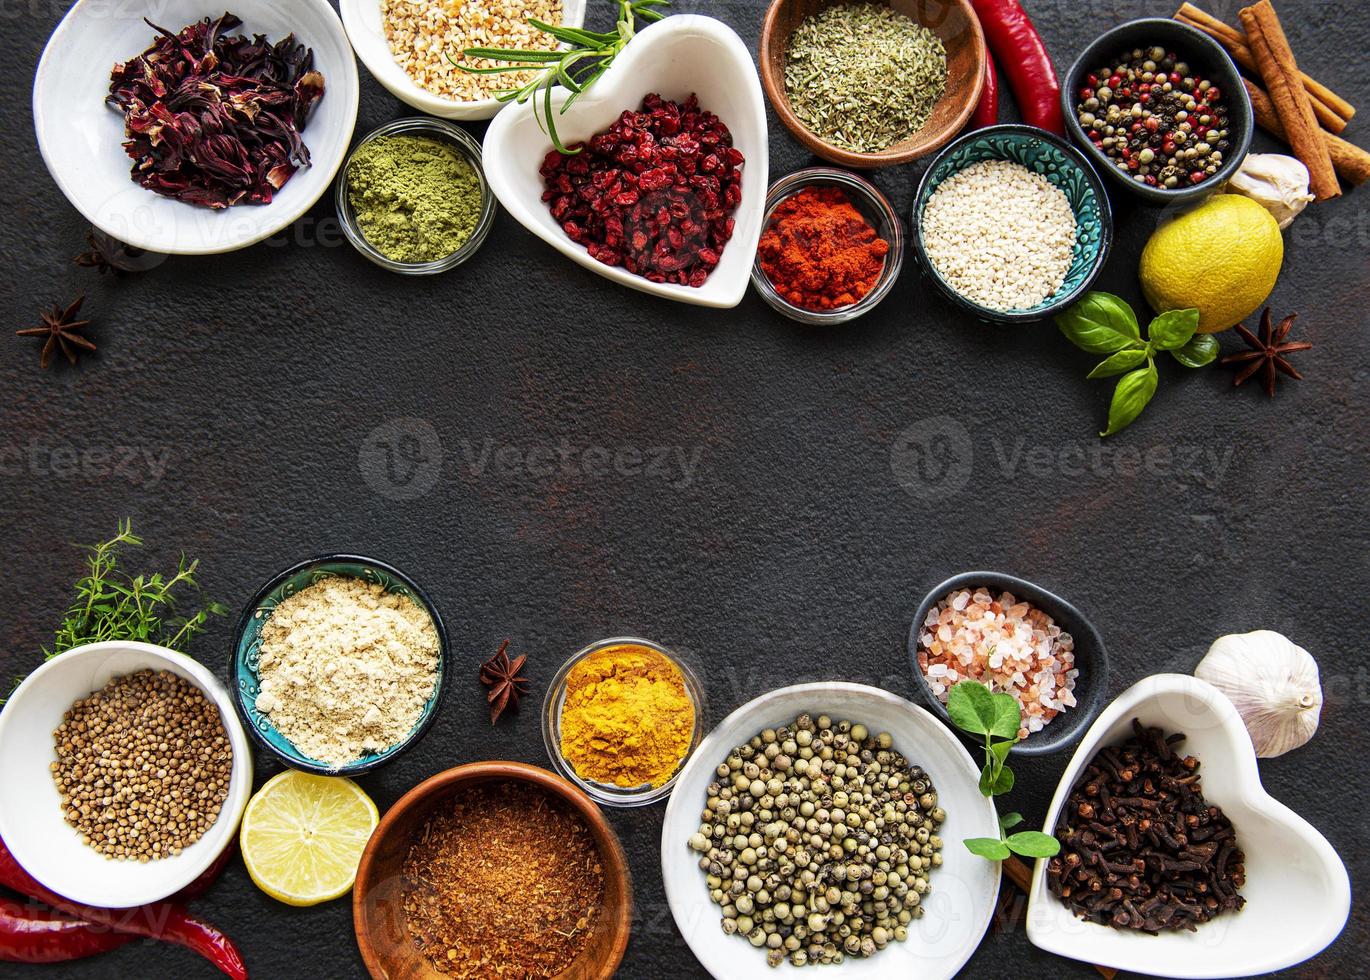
(1227, 154), (1315, 229)
(1196, 630), (1322, 757)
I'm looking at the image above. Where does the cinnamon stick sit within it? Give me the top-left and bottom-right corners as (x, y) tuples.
(1001, 856), (1118, 980)
(1239, 1), (1340, 200)
(1244, 78), (1370, 186)
(1174, 3), (1352, 133)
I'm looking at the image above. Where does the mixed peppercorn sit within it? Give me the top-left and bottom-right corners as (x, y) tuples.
(1075, 46), (1231, 188)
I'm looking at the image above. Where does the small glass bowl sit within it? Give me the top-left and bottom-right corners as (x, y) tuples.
(750, 167), (905, 325)
(542, 637), (706, 808)
(335, 117), (497, 275)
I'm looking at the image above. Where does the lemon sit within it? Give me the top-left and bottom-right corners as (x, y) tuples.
(1139, 194), (1283, 333)
(240, 770), (379, 906)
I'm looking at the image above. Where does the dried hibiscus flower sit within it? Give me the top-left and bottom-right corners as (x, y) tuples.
(106, 13), (325, 210)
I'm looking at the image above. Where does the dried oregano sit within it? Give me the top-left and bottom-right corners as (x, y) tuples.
(784, 4), (947, 154)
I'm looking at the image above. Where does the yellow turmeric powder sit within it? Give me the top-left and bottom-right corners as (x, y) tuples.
(559, 642), (695, 789)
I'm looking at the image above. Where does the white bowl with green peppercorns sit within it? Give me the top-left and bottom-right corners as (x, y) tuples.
(0, 641), (253, 908)
(661, 682), (1000, 978)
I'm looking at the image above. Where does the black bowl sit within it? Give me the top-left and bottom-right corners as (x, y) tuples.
(908, 571), (1108, 756)
(1061, 18), (1253, 205)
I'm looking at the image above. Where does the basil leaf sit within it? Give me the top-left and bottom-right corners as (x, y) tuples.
(999, 811), (1024, 832)
(1101, 361), (1159, 437)
(1148, 308), (1200, 350)
(1087, 348), (1148, 379)
(946, 681), (996, 737)
(1055, 292), (1141, 354)
(964, 837), (1012, 861)
(1006, 831), (1062, 858)
(1172, 332), (1220, 368)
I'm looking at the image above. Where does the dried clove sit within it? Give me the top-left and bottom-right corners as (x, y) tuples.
(1047, 719), (1246, 934)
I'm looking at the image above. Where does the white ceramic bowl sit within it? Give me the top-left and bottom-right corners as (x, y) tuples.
(661, 682), (1000, 979)
(1026, 674), (1350, 978)
(33, 0), (359, 255)
(0, 641), (253, 908)
(339, 0), (587, 120)
(483, 15), (770, 309)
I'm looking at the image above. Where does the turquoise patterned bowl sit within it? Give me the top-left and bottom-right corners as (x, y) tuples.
(912, 124), (1113, 323)
(230, 555), (448, 776)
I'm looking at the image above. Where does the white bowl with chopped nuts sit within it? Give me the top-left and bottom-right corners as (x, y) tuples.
(340, 0), (587, 120)
(0, 641), (253, 908)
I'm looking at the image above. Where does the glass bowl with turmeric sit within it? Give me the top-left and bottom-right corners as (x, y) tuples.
(334, 117), (496, 275)
(542, 637), (705, 807)
(750, 167), (905, 325)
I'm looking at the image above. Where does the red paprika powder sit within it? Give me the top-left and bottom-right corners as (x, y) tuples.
(757, 186), (889, 312)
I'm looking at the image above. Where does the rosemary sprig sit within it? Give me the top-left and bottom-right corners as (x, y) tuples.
(454, 0), (669, 154)
(2, 520), (227, 702)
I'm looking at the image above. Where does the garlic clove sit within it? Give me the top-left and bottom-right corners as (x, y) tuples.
(1227, 153), (1315, 229)
(1195, 629), (1322, 757)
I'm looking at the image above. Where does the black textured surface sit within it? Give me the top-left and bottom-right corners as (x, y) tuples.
(1, 1), (1365, 978)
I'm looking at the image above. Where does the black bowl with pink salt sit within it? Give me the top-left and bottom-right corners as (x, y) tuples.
(908, 571), (1109, 756)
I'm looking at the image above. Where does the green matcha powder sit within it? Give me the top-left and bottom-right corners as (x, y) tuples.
(346, 135), (482, 264)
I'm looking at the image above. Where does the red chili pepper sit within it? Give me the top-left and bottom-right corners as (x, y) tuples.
(973, 55), (1000, 128)
(0, 898), (133, 963)
(970, 0), (1064, 133)
(0, 839), (246, 979)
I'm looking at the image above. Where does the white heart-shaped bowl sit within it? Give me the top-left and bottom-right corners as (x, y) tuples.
(661, 682), (1000, 979)
(340, 0), (587, 120)
(33, 0), (359, 255)
(1026, 673), (1350, 978)
(0, 641), (253, 908)
(482, 15), (769, 309)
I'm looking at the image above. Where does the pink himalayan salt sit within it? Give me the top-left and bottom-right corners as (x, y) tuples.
(917, 588), (1078, 740)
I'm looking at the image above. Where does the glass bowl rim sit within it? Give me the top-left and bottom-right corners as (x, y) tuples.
(334, 117), (497, 275)
(541, 636), (706, 808)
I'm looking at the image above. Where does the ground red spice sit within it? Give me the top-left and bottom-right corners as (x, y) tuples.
(540, 93), (743, 288)
(757, 186), (889, 311)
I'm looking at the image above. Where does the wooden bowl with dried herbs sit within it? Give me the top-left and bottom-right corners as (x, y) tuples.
(353, 762), (632, 980)
(760, 0), (986, 167)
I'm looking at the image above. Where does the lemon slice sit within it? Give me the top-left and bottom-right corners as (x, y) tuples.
(240, 770), (379, 906)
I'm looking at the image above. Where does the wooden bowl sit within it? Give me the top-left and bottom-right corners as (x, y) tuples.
(353, 762), (632, 980)
(759, 0), (986, 168)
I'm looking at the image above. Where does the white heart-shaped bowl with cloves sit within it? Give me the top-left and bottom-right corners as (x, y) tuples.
(1026, 673), (1349, 978)
(482, 15), (769, 309)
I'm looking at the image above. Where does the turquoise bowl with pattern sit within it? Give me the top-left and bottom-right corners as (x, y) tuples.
(912, 124), (1113, 323)
(230, 555), (448, 776)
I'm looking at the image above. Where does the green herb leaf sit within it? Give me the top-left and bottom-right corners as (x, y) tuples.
(946, 680), (997, 737)
(987, 692), (1022, 741)
(1101, 361), (1159, 437)
(1005, 831), (1062, 858)
(990, 763), (1015, 795)
(1087, 347), (1149, 379)
(1055, 292), (1142, 354)
(1171, 332), (1220, 368)
(1148, 308), (1201, 350)
(964, 837), (1013, 861)
(999, 811), (1024, 832)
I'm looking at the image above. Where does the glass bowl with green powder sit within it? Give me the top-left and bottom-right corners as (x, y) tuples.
(335, 118), (496, 274)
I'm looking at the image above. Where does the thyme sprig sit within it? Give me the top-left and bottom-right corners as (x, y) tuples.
(454, 0), (669, 154)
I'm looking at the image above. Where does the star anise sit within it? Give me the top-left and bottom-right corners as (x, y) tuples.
(479, 639), (530, 725)
(17, 297), (95, 369)
(1221, 308), (1311, 398)
(73, 229), (151, 275)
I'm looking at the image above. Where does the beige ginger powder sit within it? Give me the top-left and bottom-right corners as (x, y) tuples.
(254, 577), (439, 767)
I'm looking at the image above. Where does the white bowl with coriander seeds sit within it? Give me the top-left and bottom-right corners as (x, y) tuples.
(661, 682), (1000, 979)
(0, 641), (252, 908)
(339, 0), (587, 120)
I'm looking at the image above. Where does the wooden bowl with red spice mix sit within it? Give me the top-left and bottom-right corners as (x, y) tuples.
(353, 761), (631, 980)
(751, 168), (905, 324)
